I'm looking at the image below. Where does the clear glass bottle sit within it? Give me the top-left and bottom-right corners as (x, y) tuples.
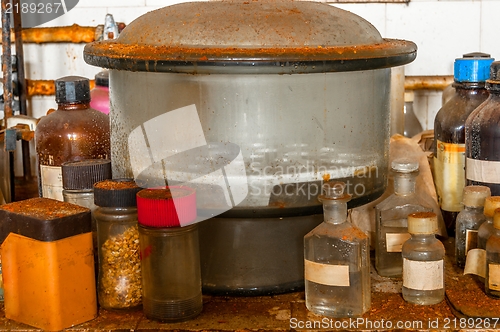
(434, 53), (494, 236)
(136, 186), (202, 322)
(477, 196), (500, 249)
(304, 181), (370, 318)
(35, 76), (111, 201)
(486, 209), (500, 298)
(375, 158), (432, 278)
(466, 61), (500, 196)
(94, 179), (143, 310)
(403, 90), (423, 138)
(455, 185), (491, 267)
(402, 212), (445, 305)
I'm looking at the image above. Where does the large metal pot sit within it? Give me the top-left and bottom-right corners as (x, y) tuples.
(84, 0), (416, 295)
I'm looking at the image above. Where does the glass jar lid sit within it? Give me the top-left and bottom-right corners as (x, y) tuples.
(84, 0), (416, 74)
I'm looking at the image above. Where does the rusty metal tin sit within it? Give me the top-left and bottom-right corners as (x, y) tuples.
(83, 0), (416, 74)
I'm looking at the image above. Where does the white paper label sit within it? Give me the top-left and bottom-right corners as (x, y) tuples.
(403, 258), (443, 290)
(40, 165), (63, 201)
(465, 229), (478, 254)
(466, 158), (500, 184)
(464, 248), (486, 278)
(488, 264), (500, 291)
(304, 259), (349, 287)
(386, 233), (411, 253)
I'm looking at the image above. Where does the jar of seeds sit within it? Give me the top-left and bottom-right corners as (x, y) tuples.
(94, 179), (142, 310)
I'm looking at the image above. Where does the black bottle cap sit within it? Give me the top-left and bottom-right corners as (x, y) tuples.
(55, 76), (91, 103)
(94, 178), (142, 207)
(94, 70), (109, 87)
(62, 159), (112, 190)
(487, 61), (500, 92)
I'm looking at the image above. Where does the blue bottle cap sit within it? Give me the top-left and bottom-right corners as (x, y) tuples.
(454, 53), (494, 83)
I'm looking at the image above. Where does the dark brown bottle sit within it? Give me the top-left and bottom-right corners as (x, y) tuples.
(35, 76), (111, 201)
(434, 53), (493, 237)
(466, 61), (500, 196)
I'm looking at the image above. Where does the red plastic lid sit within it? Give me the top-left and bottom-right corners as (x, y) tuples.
(136, 186), (196, 227)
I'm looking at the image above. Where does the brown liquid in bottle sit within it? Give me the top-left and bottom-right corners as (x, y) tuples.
(465, 62), (500, 195)
(35, 76), (111, 200)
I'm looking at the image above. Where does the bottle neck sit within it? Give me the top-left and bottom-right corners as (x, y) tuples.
(410, 233), (435, 242)
(394, 172), (416, 196)
(453, 81), (487, 91)
(323, 201), (347, 225)
(58, 102), (91, 111)
(464, 205), (483, 213)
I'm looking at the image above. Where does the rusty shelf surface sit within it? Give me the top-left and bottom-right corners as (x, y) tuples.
(3, 178), (499, 331)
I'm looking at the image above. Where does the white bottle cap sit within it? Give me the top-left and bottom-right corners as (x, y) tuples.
(407, 212), (438, 234)
(484, 196), (500, 217)
(462, 185), (491, 208)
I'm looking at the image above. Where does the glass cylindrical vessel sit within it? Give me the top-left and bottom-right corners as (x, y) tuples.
(375, 159), (432, 278)
(485, 209), (500, 298)
(94, 179), (142, 310)
(402, 212), (445, 305)
(137, 187), (202, 322)
(434, 53), (494, 237)
(466, 61), (500, 196)
(35, 76), (111, 201)
(304, 181), (370, 318)
(455, 185), (491, 267)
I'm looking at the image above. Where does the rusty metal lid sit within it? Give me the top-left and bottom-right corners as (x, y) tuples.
(84, 0), (416, 74)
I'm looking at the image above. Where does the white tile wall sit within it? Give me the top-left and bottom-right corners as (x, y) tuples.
(5, 0), (500, 174)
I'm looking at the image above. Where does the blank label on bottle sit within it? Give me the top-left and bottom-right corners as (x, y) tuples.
(465, 229), (478, 254)
(464, 248), (486, 278)
(386, 233), (411, 252)
(304, 259), (349, 287)
(40, 165), (63, 201)
(489, 264), (500, 291)
(403, 258), (443, 290)
(466, 158), (500, 184)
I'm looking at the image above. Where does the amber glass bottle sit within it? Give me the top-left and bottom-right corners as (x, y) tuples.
(434, 53), (493, 236)
(35, 76), (111, 201)
(466, 61), (500, 196)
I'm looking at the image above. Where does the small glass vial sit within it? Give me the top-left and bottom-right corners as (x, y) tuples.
(375, 158), (432, 277)
(94, 179), (143, 310)
(485, 208), (500, 298)
(402, 212), (445, 305)
(137, 186), (201, 322)
(35, 76), (110, 201)
(304, 181), (370, 318)
(477, 197), (500, 249)
(455, 185), (491, 267)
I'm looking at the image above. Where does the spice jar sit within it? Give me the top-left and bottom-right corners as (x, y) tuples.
(402, 212), (445, 305)
(137, 186), (202, 322)
(94, 179), (142, 310)
(0, 198), (97, 330)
